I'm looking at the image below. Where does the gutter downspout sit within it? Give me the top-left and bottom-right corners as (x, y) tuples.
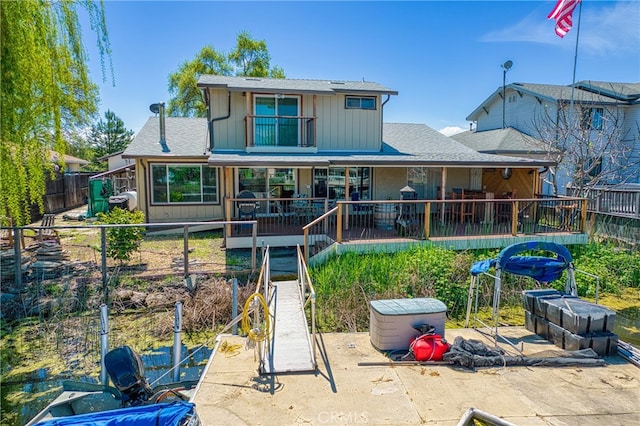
(380, 94), (391, 147)
(207, 90), (232, 152)
(141, 161), (149, 223)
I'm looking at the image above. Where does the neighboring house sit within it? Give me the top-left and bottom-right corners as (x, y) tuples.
(123, 75), (553, 226)
(39, 152), (92, 216)
(49, 151), (90, 173)
(97, 150), (134, 171)
(462, 81), (640, 193)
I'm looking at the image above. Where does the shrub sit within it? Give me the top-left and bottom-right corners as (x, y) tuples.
(96, 208), (145, 264)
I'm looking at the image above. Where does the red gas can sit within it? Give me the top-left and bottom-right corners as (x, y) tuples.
(409, 334), (450, 361)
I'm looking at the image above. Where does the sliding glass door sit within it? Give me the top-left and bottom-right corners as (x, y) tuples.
(254, 95), (300, 146)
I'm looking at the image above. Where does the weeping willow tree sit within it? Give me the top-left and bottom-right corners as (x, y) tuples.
(0, 0), (111, 225)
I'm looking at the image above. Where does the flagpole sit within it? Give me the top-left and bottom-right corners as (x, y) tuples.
(569, 0), (583, 116)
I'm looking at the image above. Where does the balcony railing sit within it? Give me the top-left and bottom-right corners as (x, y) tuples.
(245, 115), (316, 148)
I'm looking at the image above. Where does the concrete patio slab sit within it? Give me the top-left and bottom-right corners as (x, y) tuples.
(193, 327), (640, 425)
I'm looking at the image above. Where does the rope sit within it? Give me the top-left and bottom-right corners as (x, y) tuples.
(219, 340), (243, 357)
(241, 292), (271, 344)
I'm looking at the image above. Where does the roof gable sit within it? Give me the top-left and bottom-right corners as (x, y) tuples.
(466, 81), (638, 121)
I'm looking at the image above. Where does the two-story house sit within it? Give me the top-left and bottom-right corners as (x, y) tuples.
(124, 75), (550, 222)
(456, 81), (640, 194)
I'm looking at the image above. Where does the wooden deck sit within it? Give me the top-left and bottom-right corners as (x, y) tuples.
(263, 280), (315, 374)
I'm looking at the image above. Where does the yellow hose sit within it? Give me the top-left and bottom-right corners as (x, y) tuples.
(241, 292), (271, 343)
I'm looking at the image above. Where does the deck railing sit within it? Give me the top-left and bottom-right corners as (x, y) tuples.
(296, 245), (317, 369)
(227, 196), (587, 261)
(567, 185), (640, 218)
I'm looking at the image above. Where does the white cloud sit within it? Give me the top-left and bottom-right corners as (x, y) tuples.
(481, 1), (639, 56)
(439, 126), (466, 137)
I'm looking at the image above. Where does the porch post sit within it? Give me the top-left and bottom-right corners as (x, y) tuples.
(225, 167), (233, 236)
(344, 167), (350, 230)
(511, 200), (518, 236)
(424, 202), (431, 239)
(336, 203), (343, 243)
(580, 198), (588, 232)
(440, 167), (447, 225)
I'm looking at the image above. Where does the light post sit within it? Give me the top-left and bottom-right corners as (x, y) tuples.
(501, 60), (513, 129)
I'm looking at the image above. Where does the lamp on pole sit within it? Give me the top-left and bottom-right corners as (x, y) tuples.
(501, 60), (513, 129)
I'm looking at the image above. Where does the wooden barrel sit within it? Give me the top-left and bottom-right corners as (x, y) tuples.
(374, 204), (397, 230)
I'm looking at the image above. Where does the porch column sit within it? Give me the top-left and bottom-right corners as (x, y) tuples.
(225, 166), (233, 236)
(440, 167), (447, 225)
(344, 166), (350, 231)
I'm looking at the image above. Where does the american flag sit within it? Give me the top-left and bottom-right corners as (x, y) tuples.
(547, 0), (582, 38)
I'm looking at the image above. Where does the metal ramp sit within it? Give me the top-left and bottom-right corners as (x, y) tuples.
(262, 279), (315, 373)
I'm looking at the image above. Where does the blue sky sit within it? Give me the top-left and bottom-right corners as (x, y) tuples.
(83, 1), (639, 136)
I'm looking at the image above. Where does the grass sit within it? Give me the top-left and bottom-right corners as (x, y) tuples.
(310, 242), (640, 333)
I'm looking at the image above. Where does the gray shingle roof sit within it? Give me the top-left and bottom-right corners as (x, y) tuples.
(466, 81), (639, 121)
(123, 117), (209, 158)
(575, 81), (640, 101)
(197, 75), (398, 95)
(206, 123), (551, 167)
(451, 128), (550, 157)
(124, 118), (551, 167)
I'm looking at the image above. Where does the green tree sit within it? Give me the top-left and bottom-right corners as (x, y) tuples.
(168, 46), (231, 117)
(0, 0), (111, 225)
(167, 31), (285, 118)
(89, 110), (134, 162)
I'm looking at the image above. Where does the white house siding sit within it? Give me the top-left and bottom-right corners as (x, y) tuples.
(623, 104), (640, 183)
(508, 93), (551, 136)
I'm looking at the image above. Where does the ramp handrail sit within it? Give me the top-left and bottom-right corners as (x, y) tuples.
(296, 244), (317, 369)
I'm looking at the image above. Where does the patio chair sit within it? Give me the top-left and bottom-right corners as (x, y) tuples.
(24, 214), (60, 245)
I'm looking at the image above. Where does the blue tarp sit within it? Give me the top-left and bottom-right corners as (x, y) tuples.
(34, 401), (196, 426)
(470, 241), (573, 283)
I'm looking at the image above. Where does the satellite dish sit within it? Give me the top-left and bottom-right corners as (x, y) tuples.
(502, 60), (513, 70)
(149, 103), (161, 114)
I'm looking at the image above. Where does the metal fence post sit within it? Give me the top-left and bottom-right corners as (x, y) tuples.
(101, 227), (108, 304)
(183, 225), (189, 279)
(173, 302), (183, 383)
(100, 304), (109, 385)
(232, 278), (238, 335)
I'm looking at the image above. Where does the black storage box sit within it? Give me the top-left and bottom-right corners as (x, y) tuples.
(108, 196), (129, 211)
(522, 289), (561, 315)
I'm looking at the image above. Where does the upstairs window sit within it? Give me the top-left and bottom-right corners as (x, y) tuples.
(581, 107), (604, 130)
(345, 96), (376, 110)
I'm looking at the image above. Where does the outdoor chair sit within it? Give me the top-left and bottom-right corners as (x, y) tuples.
(23, 214), (60, 246)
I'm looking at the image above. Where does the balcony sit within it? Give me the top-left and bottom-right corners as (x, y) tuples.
(245, 115), (316, 150)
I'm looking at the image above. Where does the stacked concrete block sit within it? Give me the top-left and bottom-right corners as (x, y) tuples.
(522, 289), (618, 357)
